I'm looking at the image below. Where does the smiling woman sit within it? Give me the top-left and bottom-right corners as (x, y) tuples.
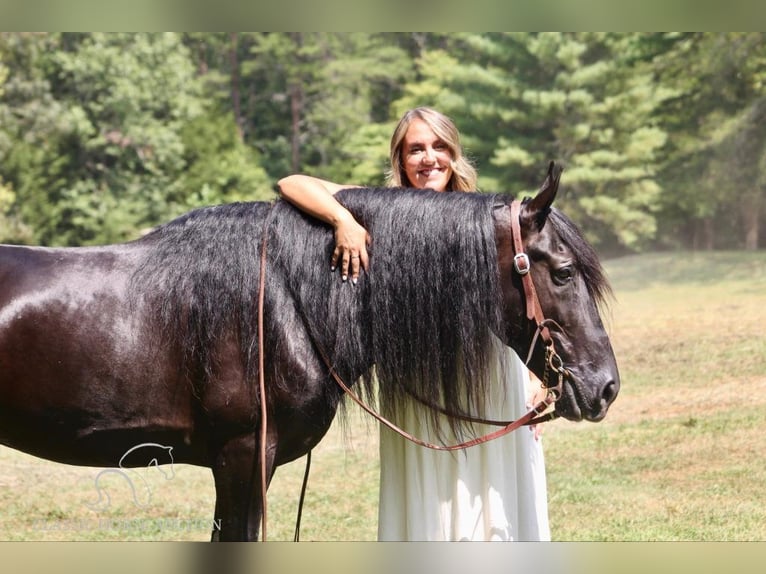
(400, 118), (452, 190)
(387, 107), (478, 193)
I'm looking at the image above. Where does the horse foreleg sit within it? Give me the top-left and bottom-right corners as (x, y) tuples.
(211, 432), (276, 541)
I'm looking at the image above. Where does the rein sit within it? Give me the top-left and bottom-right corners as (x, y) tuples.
(318, 200), (566, 446)
(254, 198), (569, 538)
(256, 205), (272, 541)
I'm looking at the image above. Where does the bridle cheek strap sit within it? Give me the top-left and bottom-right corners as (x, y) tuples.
(509, 200), (568, 405)
(510, 200), (552, 348)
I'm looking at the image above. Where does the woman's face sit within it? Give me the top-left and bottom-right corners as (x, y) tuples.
(401, 118), (453, 192)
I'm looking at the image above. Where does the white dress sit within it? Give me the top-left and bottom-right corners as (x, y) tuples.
(377, 347), (550, 541)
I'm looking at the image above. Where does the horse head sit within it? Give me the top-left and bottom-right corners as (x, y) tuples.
(499, 162), (620, 422)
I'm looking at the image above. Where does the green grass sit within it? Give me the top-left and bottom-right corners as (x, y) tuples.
(0, 407), (380, 541)
(1, 251), (764, 541)
(543, 251), (766, 541)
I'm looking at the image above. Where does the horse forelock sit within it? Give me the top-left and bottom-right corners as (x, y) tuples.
(547, 207), (613, 308)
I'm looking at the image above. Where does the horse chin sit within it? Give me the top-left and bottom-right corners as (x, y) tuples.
(556, 375), (610, 423)
(555, 400), (583, 422)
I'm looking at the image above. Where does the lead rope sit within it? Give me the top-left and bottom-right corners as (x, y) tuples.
(257, 208), (270, 542)
(315, 342), (557, 451)
(293, 450), (311, 542)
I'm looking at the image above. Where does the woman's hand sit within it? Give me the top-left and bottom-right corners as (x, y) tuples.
(331, 210), (370, 284)
(527, 373), (548, 441)
(277, 174), (369, 284)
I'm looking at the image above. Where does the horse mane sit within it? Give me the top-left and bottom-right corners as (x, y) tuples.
(130, 189), (609, 439)
(131, 189), (505, 437)
(350, 189), (504, 431)
(131, 202), (270, 397)
(268, 188), (506, 437)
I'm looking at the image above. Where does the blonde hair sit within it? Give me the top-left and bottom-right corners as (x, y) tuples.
(386, 107), (478, 192)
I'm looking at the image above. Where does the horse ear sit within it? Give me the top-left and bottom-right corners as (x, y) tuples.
(523, 161), (563, 228)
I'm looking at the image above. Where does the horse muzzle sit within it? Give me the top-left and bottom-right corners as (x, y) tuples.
(554, 369), (620, 423)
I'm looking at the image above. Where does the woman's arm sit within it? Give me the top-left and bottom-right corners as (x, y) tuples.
(277, 174), (369, 283)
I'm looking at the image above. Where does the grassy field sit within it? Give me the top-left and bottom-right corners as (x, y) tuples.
(545, 251), (766, 541)
(1, 251), (764, 541)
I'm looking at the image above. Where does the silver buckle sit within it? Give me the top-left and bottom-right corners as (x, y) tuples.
(513, 253), (530, 275)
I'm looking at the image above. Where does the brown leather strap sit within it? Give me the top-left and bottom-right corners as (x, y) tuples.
(510, 200), (552, 346)
(257, 206), (272, 541)
(306, 198), (564, 449)
(406, 386), (541, 427)
(318, 341), (556, 451)
(253, 199), (570, 542)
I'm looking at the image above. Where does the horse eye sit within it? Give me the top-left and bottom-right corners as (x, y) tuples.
(553, 266), (574, 285)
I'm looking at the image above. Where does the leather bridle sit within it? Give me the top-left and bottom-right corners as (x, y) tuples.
(509, 198), (569, 406)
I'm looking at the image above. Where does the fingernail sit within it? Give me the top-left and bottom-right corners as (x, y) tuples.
(352, 278), (358, 285)
(330, 266), (336, 272)
(342, 275), (348, 282)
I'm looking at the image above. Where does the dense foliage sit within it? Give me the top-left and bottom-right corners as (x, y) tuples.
(0, 32), (763, 251)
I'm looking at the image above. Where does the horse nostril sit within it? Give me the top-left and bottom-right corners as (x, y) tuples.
(602, 380), (618, 405)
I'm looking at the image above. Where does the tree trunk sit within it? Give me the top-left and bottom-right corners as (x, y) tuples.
(229, 32), (244, 142)
(290, 82), (302, 173)
(697, 217), (714, 250)
(288, 32), (304, 173)
(742, 202), (761, 250)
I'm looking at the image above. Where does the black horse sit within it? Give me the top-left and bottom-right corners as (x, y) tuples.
(0, 163), (618, 541)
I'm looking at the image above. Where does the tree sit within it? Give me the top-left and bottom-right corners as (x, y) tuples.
(241, 33), (414, 185)
(0, 33), (70, 244)
(652, 33), (766, 250)
(1, 33), (212, 245)
(2, 33), (762, 251)
(46, 33), (208, 244)
(176, 108), (273, 211)
(0, 47), (14, 237)
(392, 33), (672, 253)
